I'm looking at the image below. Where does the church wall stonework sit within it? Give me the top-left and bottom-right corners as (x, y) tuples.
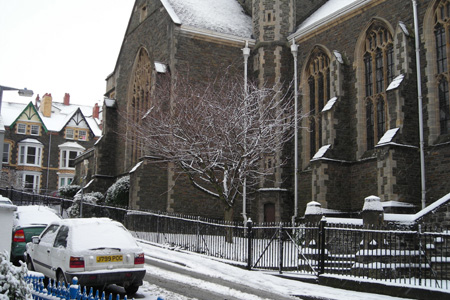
(96, 0), (450, 222)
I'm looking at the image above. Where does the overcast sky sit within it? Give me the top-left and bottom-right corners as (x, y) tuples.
(0, 0), (134, 107)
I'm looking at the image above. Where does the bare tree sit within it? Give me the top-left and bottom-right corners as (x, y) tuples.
(127, 72), (300, 222)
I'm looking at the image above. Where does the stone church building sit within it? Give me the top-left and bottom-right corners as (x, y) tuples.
(84, 0), (450, 223)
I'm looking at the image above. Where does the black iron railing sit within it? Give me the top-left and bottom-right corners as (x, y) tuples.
(2, 187), (449, 290)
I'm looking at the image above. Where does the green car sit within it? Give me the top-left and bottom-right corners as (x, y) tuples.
(11, 205), (61, 265)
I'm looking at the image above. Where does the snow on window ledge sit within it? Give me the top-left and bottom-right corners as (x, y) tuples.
(386, 74), (404, 91)
(311, 144), (331, 161)
(322, 97), (337, 112)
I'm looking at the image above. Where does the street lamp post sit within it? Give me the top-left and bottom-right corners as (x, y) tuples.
(290, 40), (299, 226)
(242, 41), (250, 225)
(0, 85), (34, 114)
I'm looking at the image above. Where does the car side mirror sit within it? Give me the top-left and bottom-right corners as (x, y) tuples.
(31, 236), (40, 244)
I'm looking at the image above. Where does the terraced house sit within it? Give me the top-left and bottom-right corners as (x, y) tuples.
(1, 93), (101, 193)
(86, 0), (450, 223)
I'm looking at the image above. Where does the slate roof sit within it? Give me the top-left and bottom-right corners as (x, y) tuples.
(162, 0), (252, 38)
(1, 101), (101, 137)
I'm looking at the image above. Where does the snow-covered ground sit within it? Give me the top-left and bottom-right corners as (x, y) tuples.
(136, 241), (415, 300)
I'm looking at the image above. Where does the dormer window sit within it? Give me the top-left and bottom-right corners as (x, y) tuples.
(31, 125), (40, 136)
(79, 130), (87, 141)
(17, 123), (26, 134)
(66, 129), (74, 139)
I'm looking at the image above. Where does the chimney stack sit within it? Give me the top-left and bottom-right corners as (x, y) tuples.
(40, 93), (52, 117)
(93, 103), (100, 119)
(64, 93), (70, 106)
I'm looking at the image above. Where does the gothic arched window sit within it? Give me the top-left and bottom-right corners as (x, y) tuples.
(435, 0), (450, 134)
(307, 49), (330, 158)
(363, 24), (393, 150)
(127, 48), (152, 166)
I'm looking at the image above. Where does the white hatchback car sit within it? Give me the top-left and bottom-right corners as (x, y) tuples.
(26, 218), (146, 295)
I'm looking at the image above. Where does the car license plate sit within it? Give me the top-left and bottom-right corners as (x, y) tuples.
(96, 255), (123, 263)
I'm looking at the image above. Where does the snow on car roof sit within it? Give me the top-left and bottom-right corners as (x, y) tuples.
(15, 205), (61, 227)
(54, 218), (140, 253)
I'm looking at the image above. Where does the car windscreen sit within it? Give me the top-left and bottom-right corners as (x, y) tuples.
(68, 222), (139, 252)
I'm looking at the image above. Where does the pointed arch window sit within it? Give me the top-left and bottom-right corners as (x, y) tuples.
(435, 0), (450, 135)
(128, 48), (152, 165)
(307, 49), (330, 158)
(363, 24), (393, 150)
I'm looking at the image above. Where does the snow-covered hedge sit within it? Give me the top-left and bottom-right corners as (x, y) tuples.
(0, 251), (32, 300)
(67, 192), (104, 218)
(105, 176), (129, 206)
(58, 184), (81, 198)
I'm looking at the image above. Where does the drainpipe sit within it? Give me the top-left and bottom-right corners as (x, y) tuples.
(412, 0), (426, 209)
(46, 133), (52, 194)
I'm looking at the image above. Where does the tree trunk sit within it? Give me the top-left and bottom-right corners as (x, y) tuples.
(224, 206), (234, 243)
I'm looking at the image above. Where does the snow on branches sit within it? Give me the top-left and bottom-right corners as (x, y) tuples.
(123, 71), (302, 220)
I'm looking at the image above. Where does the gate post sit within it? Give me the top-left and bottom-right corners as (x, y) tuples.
(319, 217), (326, 275)
(279, 222), (284, 274)
(196, 216), (201, 253)
(247, 218), (253, 270)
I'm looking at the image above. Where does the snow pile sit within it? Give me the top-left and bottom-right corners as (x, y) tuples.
(304, 201), (322, 215)
(0, 251), (32, 300)
(165, 0), (252, 38)
(363, 195), (384, 211)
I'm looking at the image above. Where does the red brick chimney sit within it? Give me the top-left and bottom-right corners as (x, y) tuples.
(64, 93), (70, 105)
(93, 103), (100, 119)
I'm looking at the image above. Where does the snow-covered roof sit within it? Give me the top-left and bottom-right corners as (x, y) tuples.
(162, 0), (252, 39)
(19, 138), (43, 145)
(290, 0), (368, 39)
(1, 101), (101, 137)
(130, 161), (143, 173)
(58, 141), (86, 150)
(104, 98), (116, 108)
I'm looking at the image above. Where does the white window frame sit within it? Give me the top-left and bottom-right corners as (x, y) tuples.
(2, 143), (10, 164)
(58, 175), (74, 188)
(30, 125), (40, 136)
(78, 130), (87, 141)
(17, 123), (26, 134)
(60, 149), (81, 169)
(18, 141), (43, 166)
(21, 172), (41, 193)
(66, 129), (74, 139)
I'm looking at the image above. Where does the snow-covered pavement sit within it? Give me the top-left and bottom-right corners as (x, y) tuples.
(135, 241), (414, 300)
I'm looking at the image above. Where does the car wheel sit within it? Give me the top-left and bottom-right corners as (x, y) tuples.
(125, 284), (139, 295)
(26, 256), (34, 271)
(56, 270), (67, 286)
